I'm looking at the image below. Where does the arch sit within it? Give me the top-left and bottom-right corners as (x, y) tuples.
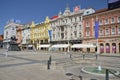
(106, 43), (110, 53)
(100, 43), (104, 53)
(112, 43), (116, 53)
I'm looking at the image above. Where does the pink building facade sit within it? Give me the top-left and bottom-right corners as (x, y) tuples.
(83, 8), (120, 54)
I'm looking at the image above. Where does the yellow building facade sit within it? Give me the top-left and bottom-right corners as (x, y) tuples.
(30, 17), (50, 50)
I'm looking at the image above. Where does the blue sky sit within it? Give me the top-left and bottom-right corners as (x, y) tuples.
(0, 0), (108, 35)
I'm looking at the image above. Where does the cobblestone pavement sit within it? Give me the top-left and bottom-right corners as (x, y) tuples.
(0, 49), (120, 80)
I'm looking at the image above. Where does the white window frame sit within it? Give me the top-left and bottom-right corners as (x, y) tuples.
(111, 17), (115, 23)
(111, 28), (115, 35)
(86, 31), (90, 36)
(106, 29), (109, 35)
(105, 19), (108, 24)
(99, 20), (103, 25)
(99, 29), (103, 36)
(118, 27), (120, 34)
(86, 22), (89, 27)
(118, 17), (120, 23)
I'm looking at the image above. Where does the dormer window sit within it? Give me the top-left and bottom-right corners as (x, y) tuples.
(86, 11), (89, 14)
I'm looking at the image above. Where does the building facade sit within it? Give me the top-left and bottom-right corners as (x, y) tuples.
(30, 17), (50, 50)
(3, 20), (21, 49)
(0, 35), (3, 48)
(50, 6), (86, 51)
(21, 22), (31, 50)
(83, 8), (120, 53)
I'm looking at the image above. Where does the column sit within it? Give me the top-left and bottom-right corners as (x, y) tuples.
(104, 43), (106, 53)
(110, 43), (112, 54)
(116, 42), (119, 53)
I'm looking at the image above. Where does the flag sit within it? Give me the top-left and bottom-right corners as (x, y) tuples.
(95, 21), (99, 39)
(48, 30), (52, 41)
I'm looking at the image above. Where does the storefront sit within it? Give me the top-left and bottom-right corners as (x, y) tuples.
(51, 44), (70, 52)
(39, 44), (51, 50)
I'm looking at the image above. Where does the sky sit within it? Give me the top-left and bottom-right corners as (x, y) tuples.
(0, 0), (110, 35)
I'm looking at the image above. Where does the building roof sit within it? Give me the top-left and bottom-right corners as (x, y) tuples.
(50, 15), (58, 20)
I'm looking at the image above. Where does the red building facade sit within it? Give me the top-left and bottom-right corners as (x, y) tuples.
(83, 8), (120, 54)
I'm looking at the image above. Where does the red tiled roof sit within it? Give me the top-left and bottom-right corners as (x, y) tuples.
(50, 16), (58, 19)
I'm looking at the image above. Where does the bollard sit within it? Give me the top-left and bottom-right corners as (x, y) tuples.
(49, 55), (52, 65)
(105, 69), (109, 80)
(47, 60), (50, 70)
(78, 76), (83, 80)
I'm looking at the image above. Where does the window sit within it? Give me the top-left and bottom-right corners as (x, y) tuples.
(75, 17), (77, 22)
(106, 29), (109, 35)
(99, 20), (103, 25)
(61, 27), (64, 31)
(79, 17), (81, 21)
(86, 31), (90, 36)
(53, 34), (55, 39)
(74, 31), (77, 38)
(66, 19), (67, 23)
(112, 28), (115, 35)
(61, 33), (64, 39)
(75, 26), (77, 30)
(100, 29), (103, 36)
(111, 17), (114, 23)
(118, 17), (120, 23)
(86, 22), (89, 27)
(105, 19), (108, 24)
(79, 25), (81, 30)
(79, 32), (81, 37)
(118, 27), (120, 34)
(12, 27), (14, 30)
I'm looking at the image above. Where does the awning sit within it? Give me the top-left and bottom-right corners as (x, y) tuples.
(71, 44), (96, 48)
(39, 44), (50, 48)
(51, 44), (70, 48)
(28, 45), (33, 47)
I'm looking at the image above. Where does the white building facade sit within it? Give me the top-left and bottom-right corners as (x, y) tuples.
(21, 23), (31, 49)
(50, 6), (86, 51)
(3, 20), (21, 49)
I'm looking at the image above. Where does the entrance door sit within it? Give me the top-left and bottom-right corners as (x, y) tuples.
(87, 48), (90, 53)
(100, 43), (104, 53)
(112, 43), (116, 53)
